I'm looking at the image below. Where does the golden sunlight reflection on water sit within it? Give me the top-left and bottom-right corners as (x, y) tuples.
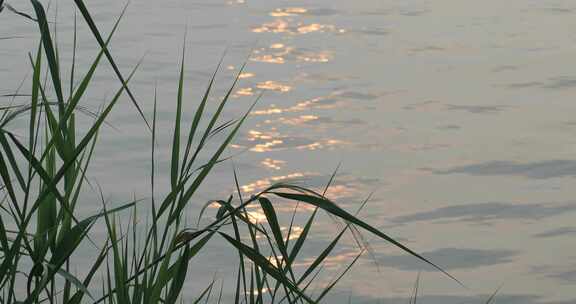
(5, 0), (576, 301)
(269, 7), (308, 17)
(292, 250), (362, 269)
(255, 80), (292, 92)
(250, 91), (352, 116)
(219, 5), (370, 298)
(251, 7), (345, 36)
(239, 72), (255, 79)
(275, 115), (319, 125)
(240, 172), (310, 193)
(250, 43), (333, 64)
(261, 158), (286, 170)
(238, 129), (347, 153)
(252, 20), (344, 35)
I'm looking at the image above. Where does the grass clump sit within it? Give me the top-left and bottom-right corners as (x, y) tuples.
(0, 1), (457, 303)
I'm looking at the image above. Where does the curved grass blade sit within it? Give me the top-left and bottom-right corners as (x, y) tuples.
(258, 197), (289, 261)
(66, 240), (110, 304)
(0, 129), (25, 191)
(315, 250), (364, 303)
(73, 0), (151, 129)
(180, 53), (225, 178)
(0, 149), (21, 218)
(164, 245), (190, 304)
(269, 190), (464, 287)
(165, 97), (259, 223)
(24, 216), (96, 303)
(192, 280), (216, 304)
(4, 3), (37, 21)
(182, 60), (247, 177)
(218, 232), (315, 304)
(31, 0), (65, 117)
(298, 225), (347, 286)
(485, 286), (502, 304)
(62, 1), (127, 131)
(171, 30), (186, 190)
(94, 231), (216, 304)
(47, 263), (94, 300)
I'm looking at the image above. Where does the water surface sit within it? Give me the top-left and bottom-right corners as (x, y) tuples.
(2, 0), (576, 302)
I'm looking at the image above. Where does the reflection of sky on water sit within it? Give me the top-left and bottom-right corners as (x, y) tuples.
(389, 202), (576, 225)
(533, 227), (576, 238)
(323, 291), (576, 304)
(436, 160), (576, 179)
(379, 248), (519, 271)
(3, 0), (576, 302)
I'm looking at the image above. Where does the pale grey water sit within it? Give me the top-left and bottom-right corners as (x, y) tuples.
(2, 0), (576, 303)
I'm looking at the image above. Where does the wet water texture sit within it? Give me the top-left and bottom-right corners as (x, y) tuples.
(2, 0), (576, 303)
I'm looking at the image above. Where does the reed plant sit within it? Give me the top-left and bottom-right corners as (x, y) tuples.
(0, 1), (457, 303)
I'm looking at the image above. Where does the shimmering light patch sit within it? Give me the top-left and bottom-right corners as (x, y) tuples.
(244, 128), (345, 153)
(252, 20), (341, 35)
(254, 226), (306, 242)
(234, 87), (254, 96)
(313, 174), (375, 200)
(239, 72), (255, 79)
(282, 226), (304, 240)
(209, 201), (220, 208)
(297, 51), (333, 63)
(261, 158), (286, 170)
(248, 129), (278, 141)
(252, 19), (289, 33)
(245, 288), (269, 296)
(293, 250), (362, 268)
(277, 115), (319, 125)
(256, 81), (292, 93)
(251, 55), (285, 64)
(203, 201), (222, 212)
(251, 96), (338, 116)
(251, 44), (331, 64)
(268, 255), (284, 268)
(252, 107), (286, 115)
(297, 139), (347, 151)
(241, 172), (307, 193)
(269, 7), (308, 17)
(297, 23), (335, 34)
(324, 184), (359, 200)
(251, 45), (292, 64)
(246, 209), (267, 224)
(252, 140), (284, 152)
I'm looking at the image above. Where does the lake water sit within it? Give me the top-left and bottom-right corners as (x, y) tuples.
(2, 0), (576, 303)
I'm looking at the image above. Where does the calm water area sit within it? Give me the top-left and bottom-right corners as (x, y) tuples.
(2, 1), (576, 303)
